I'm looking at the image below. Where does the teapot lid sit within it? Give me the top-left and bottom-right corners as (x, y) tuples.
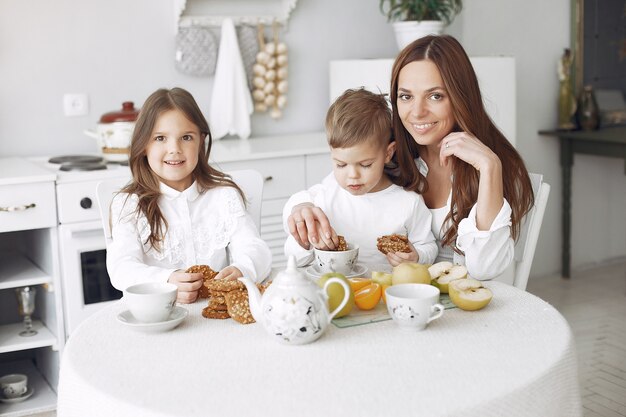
(273, 255), (310, 286)
(99, 101), (139, 123)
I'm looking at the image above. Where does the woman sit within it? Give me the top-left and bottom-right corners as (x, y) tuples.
(284, 35), (534, 280)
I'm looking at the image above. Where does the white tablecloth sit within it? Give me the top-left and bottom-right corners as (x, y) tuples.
(57, 282), (582, 417)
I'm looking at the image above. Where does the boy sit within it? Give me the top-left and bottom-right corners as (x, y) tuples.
(283, 88), (437, 267)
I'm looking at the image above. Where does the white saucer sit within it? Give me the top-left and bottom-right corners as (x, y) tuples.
(117, 306), (188, 333)
(0, 387), (34, 404)
(305, 263), (368, 279)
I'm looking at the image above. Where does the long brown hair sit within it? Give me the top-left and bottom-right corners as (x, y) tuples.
(121, 87), (243, 251)
(389, 35), (534, 250)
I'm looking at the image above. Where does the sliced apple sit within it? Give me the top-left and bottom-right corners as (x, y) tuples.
(371, 271), (393, 286)
(428, 261), (468, 293)
(392, 262), (431, 285)
(448, 278), (493, 311)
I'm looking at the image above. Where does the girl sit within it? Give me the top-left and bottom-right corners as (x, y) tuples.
(107, 87), (271, 303)
(285, 35), (534, 281)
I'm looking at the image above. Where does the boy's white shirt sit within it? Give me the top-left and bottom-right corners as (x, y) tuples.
(283, 173), (437, 267)
(107, 181), (271, 290)
(283, 158), (515, 281)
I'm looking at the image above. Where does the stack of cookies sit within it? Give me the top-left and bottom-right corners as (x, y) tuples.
(187, 264), (268, 324)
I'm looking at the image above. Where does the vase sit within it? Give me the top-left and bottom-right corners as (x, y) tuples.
(576, 85), (600, 131)
(558, 80), (577, 130)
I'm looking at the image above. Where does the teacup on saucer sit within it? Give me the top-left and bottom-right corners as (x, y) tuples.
(306, 263), (368, 279)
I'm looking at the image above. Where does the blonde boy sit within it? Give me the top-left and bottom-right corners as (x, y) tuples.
(283, 88), (437, 267)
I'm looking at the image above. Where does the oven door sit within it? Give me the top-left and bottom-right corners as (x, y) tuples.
(58, 220), (122, 337)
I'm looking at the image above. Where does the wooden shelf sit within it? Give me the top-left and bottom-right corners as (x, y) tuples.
(0, 360), (56, 417)
(0, 253), (51, 290)
(0, 322), (56, 354)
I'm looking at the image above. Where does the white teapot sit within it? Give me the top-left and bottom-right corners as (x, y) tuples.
(239, 255), (350, 345)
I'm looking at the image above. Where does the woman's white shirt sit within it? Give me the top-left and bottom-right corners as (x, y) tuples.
(283, 173), (437, 267)
(107, 181), (272, 290)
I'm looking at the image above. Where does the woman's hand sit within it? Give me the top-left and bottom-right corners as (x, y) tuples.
(168, 270), (203, 303)
(215, 266), (243, 281)
(385, 242), (419, 266)
(439, 131), (504, 231)
(287, 203), (339, 250)
(439, 131), (500, 172)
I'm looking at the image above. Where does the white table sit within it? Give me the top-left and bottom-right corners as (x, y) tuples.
(57, 282), (582, 417)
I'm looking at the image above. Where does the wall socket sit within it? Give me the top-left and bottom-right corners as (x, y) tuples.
(63, 93), (89, 117)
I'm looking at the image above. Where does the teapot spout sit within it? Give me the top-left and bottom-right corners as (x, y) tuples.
(238, 277), (263, 323)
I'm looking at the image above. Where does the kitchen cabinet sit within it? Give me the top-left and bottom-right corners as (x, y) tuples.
(0, 158), (63, 416)
(211, 131), (331, 267)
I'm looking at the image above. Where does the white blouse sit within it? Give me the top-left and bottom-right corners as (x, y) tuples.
(283, 173), (438, 267)
(107, 181), (272, 290)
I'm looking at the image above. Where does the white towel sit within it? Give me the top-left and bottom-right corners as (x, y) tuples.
(209, 18), (253, 140)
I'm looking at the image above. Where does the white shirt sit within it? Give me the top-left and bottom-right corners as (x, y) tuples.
(283, 173), (437, 267)
(284, 159), (514, 281)
(107, 181), (272, 290)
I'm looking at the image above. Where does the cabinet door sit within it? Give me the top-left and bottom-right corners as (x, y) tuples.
(0, 182), (56, 233)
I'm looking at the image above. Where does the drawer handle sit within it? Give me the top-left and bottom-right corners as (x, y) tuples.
(0, 203), (36, 212)
(264, 176), (273, 182)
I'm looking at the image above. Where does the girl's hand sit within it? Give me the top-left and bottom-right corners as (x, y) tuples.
(215, 266), (243, 281)
(288, 203), (339, 250)
(168, 270), (203, 303)
(385, 242), (419, 267)
(439, 131), (500, 172)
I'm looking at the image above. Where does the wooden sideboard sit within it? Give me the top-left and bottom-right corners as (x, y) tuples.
(540, 126), (626, 277)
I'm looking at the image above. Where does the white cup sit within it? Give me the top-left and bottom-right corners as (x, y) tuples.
(314, 244), (359, 275)
(385, 284), (445, 331)
(123, 282), (177, 323)
(0, 374), (28, 399)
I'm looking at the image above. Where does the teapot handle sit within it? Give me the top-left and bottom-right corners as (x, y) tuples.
(322, 278), (350, 320)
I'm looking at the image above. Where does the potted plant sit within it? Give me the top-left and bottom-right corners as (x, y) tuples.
(379, 0), (463, 50)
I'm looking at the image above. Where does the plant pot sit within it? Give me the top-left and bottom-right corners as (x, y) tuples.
(392, 20), (444, 50)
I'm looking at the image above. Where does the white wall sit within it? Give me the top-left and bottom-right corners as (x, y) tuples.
(1, 0), (623, 277)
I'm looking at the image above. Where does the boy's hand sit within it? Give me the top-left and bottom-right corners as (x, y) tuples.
(385, 242), (419, 266)
(168, 270), (203, 303)
(288, 203), (339, 250)
(215, 266), (243, 281)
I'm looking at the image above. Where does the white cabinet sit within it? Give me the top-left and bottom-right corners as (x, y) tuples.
(211, 132), (331, 267)
(0, 158), (62, 417)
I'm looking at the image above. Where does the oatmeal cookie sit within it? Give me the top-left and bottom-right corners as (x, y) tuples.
(186, 265), (218, 299)
(377, 234), (411, 254)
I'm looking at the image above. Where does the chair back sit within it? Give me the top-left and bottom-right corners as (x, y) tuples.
(509, 173), (551, 290)
(95, 169), (264, 245)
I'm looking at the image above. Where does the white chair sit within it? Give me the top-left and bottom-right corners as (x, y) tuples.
(95, 169), (264, 245)
(506, 173), (551, 290)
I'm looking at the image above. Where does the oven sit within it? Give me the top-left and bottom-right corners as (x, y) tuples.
(33, 156), (131, 337)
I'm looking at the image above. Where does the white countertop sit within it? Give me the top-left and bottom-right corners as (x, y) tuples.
(0, 157), (56, 185)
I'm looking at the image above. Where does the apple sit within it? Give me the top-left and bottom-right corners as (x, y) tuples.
(391, 262), (431, 285)
(428, 261), (468, 293)
(448, 278), (493, 311)
(371, 271), (393, 286)
(318, 272), (354, 318)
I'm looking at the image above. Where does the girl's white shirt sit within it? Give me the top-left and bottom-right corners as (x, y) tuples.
(283, 173), (438, 267)
(283, 158), (514, 281)
(107, 181), (272, 290)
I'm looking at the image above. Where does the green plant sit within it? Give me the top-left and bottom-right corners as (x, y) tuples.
(379, 0), (463, 24)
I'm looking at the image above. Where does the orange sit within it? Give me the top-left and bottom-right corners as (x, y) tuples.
(381, 284), (391, 304)
(347, 277), (372, 293)
(354, 283), (382, 310)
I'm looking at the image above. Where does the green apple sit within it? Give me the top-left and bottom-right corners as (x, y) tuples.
(318, 272), (354, 318)
(391, 262), (431, 285)
(371, 271), (393, 286)
(428, 261), (468, 293)
(448, 278), (493, 311)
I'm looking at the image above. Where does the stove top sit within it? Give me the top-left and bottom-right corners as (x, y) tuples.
(29, 155), (131, 184)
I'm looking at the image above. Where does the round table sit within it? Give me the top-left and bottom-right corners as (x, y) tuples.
(57, 281), (582, 417)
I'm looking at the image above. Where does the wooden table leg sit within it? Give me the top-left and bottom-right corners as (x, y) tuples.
(560, 139), (573, 278)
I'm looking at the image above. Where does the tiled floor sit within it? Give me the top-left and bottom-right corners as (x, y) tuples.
(28, 261), (626, 417)
(527, 260), (626, 417)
